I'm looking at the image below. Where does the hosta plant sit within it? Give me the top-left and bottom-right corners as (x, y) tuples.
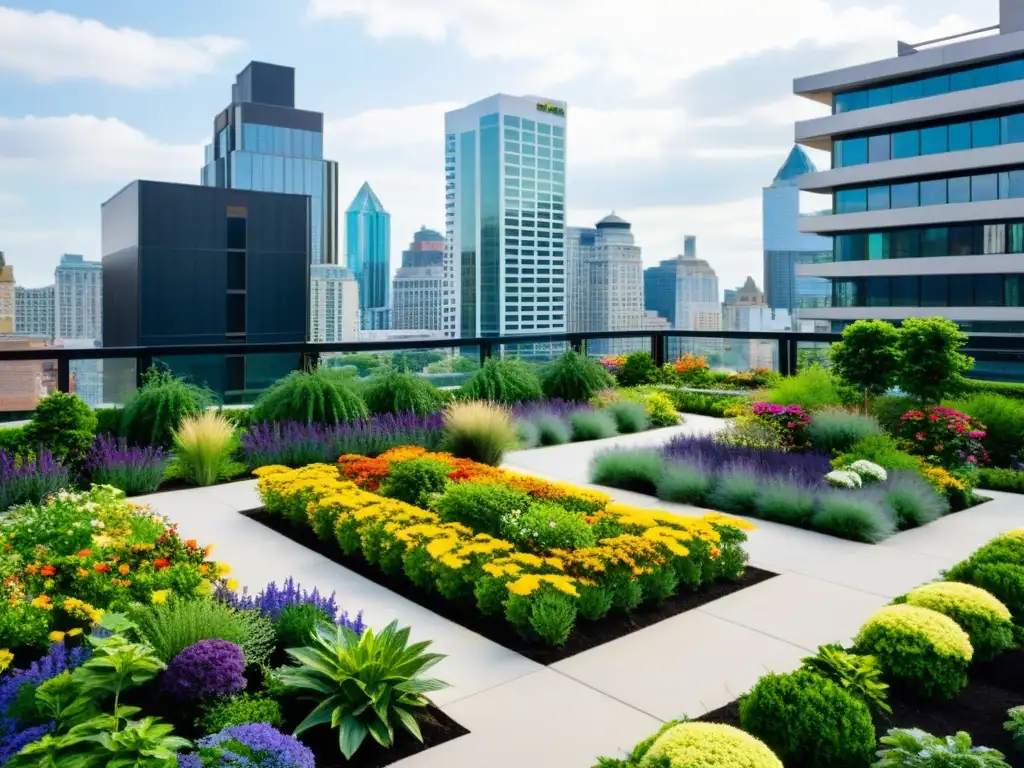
(276, 620), (449, 759)
(800, 643), (891, 714)
(874, 728), (1010, 767)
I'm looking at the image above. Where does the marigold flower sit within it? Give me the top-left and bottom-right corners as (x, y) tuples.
(93, 563), (111, 573)
(40, 565), (56, 577)
(76, 568), (90, 578)
(77, 549), (93, 558)
(216, 562), (231, 576)
(185, 539), (198, 549)
(0, 649), (13, 673)
(151, 589), (170, 604)
(67, 628), (83, 637)
(225, 578), (240, 592)
(118, 564), (130, 576)
(24, 565), (38, 575)
(48, 631), (66, 643)
(153, 558), (170, 570)
(31, 595), (53, 610)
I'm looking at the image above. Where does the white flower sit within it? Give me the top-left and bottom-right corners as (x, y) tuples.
(825, 470), (863, 489)
(848, 460), (887, 484)
(549, 521), (557, 528)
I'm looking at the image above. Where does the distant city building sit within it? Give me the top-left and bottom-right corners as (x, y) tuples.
(683, 235), (697, 259)
(642, 310), (671, 331)
(310, 265), (359, 342)
(393, 227), (443, 332)
(402, 226), (444, 268)
(445, 94), (567, 338)
(55, 254), (102, 342)
(56, 338), (102, 407)
(102, 181), (309, 402)
(345, 182), (391, 330)
(722, 276), (793, 370)
(644, 239), (722, 360)
(565, 225), (596, 334)
(15, 285), (54, 339)
(0, 252), (14, 336)
(358, 328), (442, 342)
(762, 146), (832, 329)
(0, 338), (51, 413)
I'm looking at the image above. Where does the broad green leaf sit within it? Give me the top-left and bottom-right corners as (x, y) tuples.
(339, 716), (369, 759)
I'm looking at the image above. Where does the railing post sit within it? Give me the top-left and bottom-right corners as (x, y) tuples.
(479, 340), (494, 367)
(778, 337), (798, 377)
(300, 351), (320, 372)
(56, 356), (71, 393)
(651, 333), (665, 368)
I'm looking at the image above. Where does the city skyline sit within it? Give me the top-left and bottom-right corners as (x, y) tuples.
(0, 1), (995, 294)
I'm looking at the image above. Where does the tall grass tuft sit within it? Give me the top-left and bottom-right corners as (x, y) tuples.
(442, 401), (519, 466)
(541, 350), (614, 402)
(807, 409), (883, 455)
(753, 479), (817, 526)
(122, 367), (213, 449)
(568, 410), (619, 441)
(249, 368), (368, 425)
(606, 399), (650, 434)
(812, 491), (896, 542)
(591, 449), (663, 494)
(132, 598), (247, 662)
(516, 419), (540, 449)
(461, 357), (543, 404)
(656, 462), (713, 505)
(534, 414), (573, 446)
(882, 470), (950, 528)
(360, 371), (443, 416)
(171, 411), (240, 487)
(708, 469), (760, 514)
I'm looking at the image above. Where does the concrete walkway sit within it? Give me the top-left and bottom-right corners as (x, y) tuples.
(134, 420), (1024, 768)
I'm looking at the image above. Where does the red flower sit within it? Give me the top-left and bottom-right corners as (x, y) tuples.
(40, 565), (56, 577)
(153, 558), (170, 570)
(915, 432), (925, 440)
(93, 563), (111, 573)
(77, 549), (93, 558)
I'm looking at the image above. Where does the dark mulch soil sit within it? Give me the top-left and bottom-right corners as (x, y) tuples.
(146, 475), (254, 496)
(698, 649), (1024, 765)
(242, 507), (778, 665)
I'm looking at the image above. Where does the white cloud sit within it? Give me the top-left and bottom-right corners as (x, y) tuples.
(308, 0), (990, 94)
(0, 7), (243, 87)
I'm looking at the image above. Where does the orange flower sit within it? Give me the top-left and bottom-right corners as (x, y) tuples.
(709, 546), (721, 559)
(185, 539), (198, 549)
(76, 568), (90, 578)
(118, 564), (130, 576)
(24, 565), (38, 575)
(199, 564), (209, 575)
(40, 565), (56, 577)
(153, 558), (170, 570)
(93, 563), (111, 573)
(77, 549), (93, 558)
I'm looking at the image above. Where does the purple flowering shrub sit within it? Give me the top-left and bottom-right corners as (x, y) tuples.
(215, 577), (366, 636)
(187, 723), (315, 768)
(750, 401), (812, 451)
(84, 434), (167, 495)
(0, 450), (70, 512)
(663, 435), (832, 487)
(163, 639), (245, 701)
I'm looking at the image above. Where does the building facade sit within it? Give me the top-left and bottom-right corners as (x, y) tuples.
(722, 276), (794, 370)
(794, 0), (1024, 361)
(310, 265), (359, 342)
(55, 254), (102, 342)
(0, 253), (14, 336)
(392, 265), (443, 332)
(14, 284), (55, 339)
(643, 241), (721, 332)
(345, 182), (391, 329)
(763, 146), (833, 325)
(565, 225), (596, 334)
(402, 226), (445, 268)
(101, 181), (309, 401)
(444, 94), (568, 338)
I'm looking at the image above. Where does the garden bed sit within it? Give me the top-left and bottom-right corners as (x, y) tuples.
(243, 507), (776, 664)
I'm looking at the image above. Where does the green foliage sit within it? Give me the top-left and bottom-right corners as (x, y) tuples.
(501, 501), (597, 551)
(249, 368), (369, 425)
(94, 408), (123, 438)
(812, 492), (896, 543)
(958, 378), (1024, 401)
(753, 480), (815, 526)
(1005, 706), (1024, 754)
(945, 535), (1024, 621)
(361, 371), (443, 416)
(534, 414), (572, 445)
(606, 400), (650, 434)
(515, 419), (540, 448)
(441, 401), (519, 466)
(436, 481), (531, 538)
(900, 582), (1015, 661)
(955, 393), (1024, 468)
(541, 350), (613, 402)
(277, 621), (448, 760)
(168, 411), (241, 487)
(616, 352), (658, 387)
(876, 728), (1011, 767)
(275, 603), (333, 650)
(381, 458), (451, 506)
(807, 409), (883, 455)
(884, 471), (950, 528)
(801, 643), (891, 714)
(835, 434), (921, 471)
(505, 588), (578, 646)
(233, 609), (277, 669)
(899, 316), (975, 404)
(656, 463), (713, 506)
(739, 670), (875, 768)
(708, 470), (760, 515)
(829, 319), (902, 397)
(978, 468), (1024, 493)
(460, 357), (543, 404)
(122, 367), (212, 449)
(198, 694), (283, 733)
(0, 424), (25, 456)
(764, 365), (843, 411)
(871, 395), (918, 432)
(591, 449), (663, 495)
(569, 410), (619, 441)
(131, 597), (247, 662)
(659, 388), (747, 417)
(23, 392), (97, 466)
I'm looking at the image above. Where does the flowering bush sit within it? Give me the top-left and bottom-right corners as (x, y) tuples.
(84, 434), (167, 495)
(0, 449), (70, 512)
(847, 459), (887, 484)
(750, 401), (812, 451)
(216, 576), (365, 635)
(896, 406), (987, 468)
(186, 723), (315, 768)
(599, 355), (627, 374)
(825, 470), (862, 489)
(163, 639), (246, 701)
(672, 353), (710, 378)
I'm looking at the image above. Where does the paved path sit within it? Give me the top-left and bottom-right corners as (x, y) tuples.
(134, 419), (1024, 767)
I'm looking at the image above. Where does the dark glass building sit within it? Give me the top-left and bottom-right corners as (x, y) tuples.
(101, 181), (309, 402)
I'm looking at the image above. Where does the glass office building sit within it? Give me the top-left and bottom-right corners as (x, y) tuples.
(345, 182), (391, 330)
(201, 61), (339, 266)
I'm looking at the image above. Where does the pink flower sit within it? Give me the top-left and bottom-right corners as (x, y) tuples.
(968, 431), (986, 439)
(967, 456), (978, 464)
(915, 432), (925, 440)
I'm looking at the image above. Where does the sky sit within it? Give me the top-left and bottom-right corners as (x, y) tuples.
(0, 0), (998, 292)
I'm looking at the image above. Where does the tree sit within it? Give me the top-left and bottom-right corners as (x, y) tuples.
(829, 320), (902, 411)
(897, 316), (974, 404)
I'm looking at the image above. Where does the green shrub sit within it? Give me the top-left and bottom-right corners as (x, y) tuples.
(877, 727), (1011, 766)
(516, 419), (540, 449)
(217, 407), (252, 429)
(765, 365), (843, 411)
(22, 391), (97, 465)
(871, 395), (917, 432)
(959, 378), (1024, 401)
(437, 481), (531, 537)
(534, 414), (572, 445)
(442, 401), (519, 466)
(198, 693), (283, 733)
(569, 410), (619, 441)
(900, 582), (1014, 661)
(945, 533), (1024, 621)
(739, 669), (875, 768)
(883, 470), (950, 528)
(249, 368), (368, 425)
(899, 316), (974, 405)
(708, 470), (759, 514)
(233, 609), (277, 668)
(807, 409), (882, 455)
(812, 491), (896, 542)
(637, 722), (784, 768)
(122, 367), (212, 449)
(274, 603), (332, 650)
(381, 458), (451, 506)
(978, 467), (1024, 493)
(461, 357), (543, 404)
(801, 643), (891, 714)
(640, 391), (681, 427)
(591, 449), (663, 494)
(955, 392), (1024, 468)
(829, 319), (902, 399)
(753, 480), (816, 526)
(656, 463), (713, 505)
(606, 400), (650, 434)
(1005, 706), (1024, 754)
(361, 371), (443, 416)
(660, 388), (747, 417)
(501, 501), (596, 551)
(132, 598), (246, 662)
(541, 350), (613, 402)
(854, 603), (973, 700)
(0, 425), (26, 457)
(94, 407), (123, 438)
(616, 351), (657, 388)
(836, 434), (920, 471)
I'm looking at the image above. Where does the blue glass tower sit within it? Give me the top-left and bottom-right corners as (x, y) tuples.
(345, 182), (391, 330)
(201, 61), (339, 266)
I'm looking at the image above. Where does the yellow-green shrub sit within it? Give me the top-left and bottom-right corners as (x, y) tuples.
(854, 604), (973, 700)
(622, 389), (680, 427)
(900, 582), (1014, 661)
(638, 722), (782, 768)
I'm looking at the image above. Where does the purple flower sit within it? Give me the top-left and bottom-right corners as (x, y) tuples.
(511, 399), (593, 421)
(163, 640), (245, 701)
(84, 434), (167, 495)
(197, 723), (315, 768)
(0, 450), (70, 509)
(215, 577), (365, 636)
(663, 434), (832, 487)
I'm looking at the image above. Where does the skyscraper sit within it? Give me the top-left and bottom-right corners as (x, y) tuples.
(722, 277), (793, 370)
(565, 225), (597, 333)
(402, 226), (444, 268)
(15, 285), (55, 339)
(0, 252), (14, 336)
(55, 254), (102, 342)
(683, 235), (697, 259)
(201, 61), (339, 267)
(345, 182), (391, 330)
(310, 265), (360, 342)
(644, 242), (722, 360)
(445, 94), (567, 338)
(392, 227), (444, 332)
(762, 146), (832, 324)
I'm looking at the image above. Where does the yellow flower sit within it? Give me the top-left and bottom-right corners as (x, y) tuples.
(225, 578), (240, 592)
(30, 595), (54, 611)
(216, 562), (232, 576)
(151, 589), (170, 604)
(0, 649), (13, 673)
(48, 631), (66, 643)
(426, 538), (459, 559)
(67, 628), (83, 637)
(507, 573), (580, 597)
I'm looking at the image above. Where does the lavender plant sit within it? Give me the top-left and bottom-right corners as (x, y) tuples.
(0, 450), (70, 512)
(84, 434), (167, 495)
(663, 435), (832, 487)
(215, 577), (366, 635)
